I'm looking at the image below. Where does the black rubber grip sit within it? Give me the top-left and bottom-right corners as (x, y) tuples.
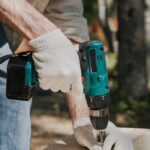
(86, 94), (109, 130)
(86, 94), (110, 109)
(91, 115), (109, 130)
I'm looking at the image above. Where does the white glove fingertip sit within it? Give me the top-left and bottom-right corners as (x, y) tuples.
(105, 121), (134, 150)
(114, 136), (133, 150)
(103, 134), (117, 150)
(91, 145), (102, 150)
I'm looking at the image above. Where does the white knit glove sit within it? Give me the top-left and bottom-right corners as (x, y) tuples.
(74, 117), (102, 150)
(103, 121), (134, 150)
(29, 29), (83, 95)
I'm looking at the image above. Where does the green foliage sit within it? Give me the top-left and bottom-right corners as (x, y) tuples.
(82, 0), (99, 20)
(107, 53), (150, 128)
(111, 97), (150, 128)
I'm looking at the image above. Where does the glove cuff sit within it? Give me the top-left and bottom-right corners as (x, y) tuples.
(90, 145), (102, 150)
(73, 117), (91, 130)
(29, 28), (72, 53)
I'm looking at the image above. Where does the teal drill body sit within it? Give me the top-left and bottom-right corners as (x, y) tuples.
(25, 60), (37, 87)
(82, 40), (109, 97)
(79, 40), (109, 139)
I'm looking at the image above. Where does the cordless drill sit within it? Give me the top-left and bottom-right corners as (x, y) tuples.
(78, 40), (109, 144)
(5, 40), (109, 144)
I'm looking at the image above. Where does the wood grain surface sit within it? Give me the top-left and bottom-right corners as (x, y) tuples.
(44, 128), (150, 150)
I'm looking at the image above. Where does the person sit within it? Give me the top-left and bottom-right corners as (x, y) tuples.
(0, 0), (133, 150)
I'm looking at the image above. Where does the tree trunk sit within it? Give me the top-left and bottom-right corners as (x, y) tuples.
(145, 0), (150, 82)
(117, 0), (147, 99)
(98, 0), (106, 26)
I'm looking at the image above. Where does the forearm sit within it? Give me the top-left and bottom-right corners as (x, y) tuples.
(0, 0), (56, 40)
(66, 94), (89, 123)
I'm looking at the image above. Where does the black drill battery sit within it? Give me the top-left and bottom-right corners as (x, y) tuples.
(6, 52), (37, 101)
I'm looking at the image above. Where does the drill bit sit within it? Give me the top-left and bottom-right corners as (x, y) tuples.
(99, 130), (105, 146)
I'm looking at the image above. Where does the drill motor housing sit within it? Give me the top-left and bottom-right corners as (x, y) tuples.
(79, 41), (109, 130)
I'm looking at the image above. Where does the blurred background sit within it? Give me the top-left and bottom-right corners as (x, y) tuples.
(4, 0), (150, 149)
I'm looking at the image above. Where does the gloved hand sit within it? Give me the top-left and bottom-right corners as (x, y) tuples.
(74, 118), (102, 150)
(103, 121), (134, 150)
(66, 92), (102, 150)
(29, 29), (83, 95)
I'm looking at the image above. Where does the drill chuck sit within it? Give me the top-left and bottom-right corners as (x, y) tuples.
(87, 94), (109, 130)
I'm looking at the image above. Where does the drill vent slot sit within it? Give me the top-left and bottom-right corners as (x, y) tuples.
(80, 49), (83, 53)
(82, 56), (86, 62)
(90, 49), (97, 72)
(100, 55), (102, 60)
(97, 77), (100, 82)
(106, 86), (109, 89)
(100, 47), (104, 51)
(90, 77), (93, 83)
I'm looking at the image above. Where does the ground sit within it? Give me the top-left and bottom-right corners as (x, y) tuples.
(31, 91), (73, 150)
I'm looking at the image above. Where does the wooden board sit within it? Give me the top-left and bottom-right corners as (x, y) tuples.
(44, 128), (150, 150)
(44, 135), (87, 150)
